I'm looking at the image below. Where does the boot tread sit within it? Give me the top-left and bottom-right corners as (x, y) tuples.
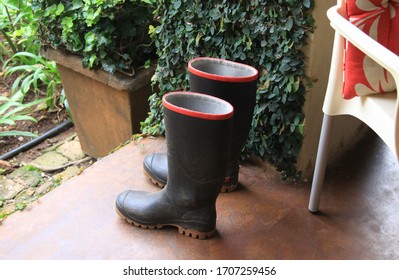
(221, 183), (238, 193)
(143, 168), (166, 188)
(116, 207), (215, 240)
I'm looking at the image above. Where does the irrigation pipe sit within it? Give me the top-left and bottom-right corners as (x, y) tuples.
(0, 120), (73, 161)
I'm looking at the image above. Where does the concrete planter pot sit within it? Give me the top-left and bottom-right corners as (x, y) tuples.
(41, 47), (154, 158)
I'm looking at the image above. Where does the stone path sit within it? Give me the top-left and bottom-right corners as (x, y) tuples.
(0, 134), (94, 220)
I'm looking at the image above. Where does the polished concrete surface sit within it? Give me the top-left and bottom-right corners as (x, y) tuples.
(0, 132), (398, 260)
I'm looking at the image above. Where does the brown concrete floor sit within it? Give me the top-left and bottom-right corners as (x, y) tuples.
(0, 131), (398, 260)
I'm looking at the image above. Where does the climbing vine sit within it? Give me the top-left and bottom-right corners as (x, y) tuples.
(141, 0), (315, 178)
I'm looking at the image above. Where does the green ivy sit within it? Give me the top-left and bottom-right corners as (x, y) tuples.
(32, 0), (156, 74)
(141, 0), (315, 178)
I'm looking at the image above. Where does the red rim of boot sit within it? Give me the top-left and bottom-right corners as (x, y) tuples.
(188, 57), (259, 83)
(162, 91), (234, 121)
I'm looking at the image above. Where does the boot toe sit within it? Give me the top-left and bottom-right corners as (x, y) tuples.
(115, 190), (163, 222)
(115, 190), (130, 213)
(115, 190), (148, 223)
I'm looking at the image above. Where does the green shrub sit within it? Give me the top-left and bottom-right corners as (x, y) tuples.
(2, 52), (62, 109)
(0, 92), (45, 138)
(32, 0), (157, 74)
(1, 0), (62, 110)
(0, 0), (40, 61)
(141, 0), (315, 178)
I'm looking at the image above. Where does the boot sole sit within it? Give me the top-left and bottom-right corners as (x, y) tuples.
(143, 168), (166, 188)
(221, 184), (238, 193)
(115, 207), (215, 240)
(143, 167), (238, 193)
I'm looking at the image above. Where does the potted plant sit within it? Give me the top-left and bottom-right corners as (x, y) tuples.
(32, 0), (157, 158)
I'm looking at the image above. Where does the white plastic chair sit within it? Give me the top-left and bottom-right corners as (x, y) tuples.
(308, 0), (399, 213)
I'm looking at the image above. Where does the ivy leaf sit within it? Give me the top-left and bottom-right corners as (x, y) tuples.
(71, 0), (83, 10)
(285, 18), (293, 31)
(52, 5), (63, 17)
(279, 63), (290, 73)
(61, 17), (73, 29)
(84, 32), (96, 52)
(144, 59), (151, 68)
(88, 54), (97, 68)
(173, 0), (181, 10)
(303, 0), (311, 8)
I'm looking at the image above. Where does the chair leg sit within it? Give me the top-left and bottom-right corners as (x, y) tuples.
(308, 114), (334, 213)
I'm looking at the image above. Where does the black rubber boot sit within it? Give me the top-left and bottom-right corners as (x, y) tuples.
(116, 92), (234, 239)
(143, 58), (258, 191)
(143, 153), (167, 187)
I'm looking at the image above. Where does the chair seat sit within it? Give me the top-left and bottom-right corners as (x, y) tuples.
(329, 91), (397, 157)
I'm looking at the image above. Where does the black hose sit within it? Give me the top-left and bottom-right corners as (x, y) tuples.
(0, 120), (73, 161)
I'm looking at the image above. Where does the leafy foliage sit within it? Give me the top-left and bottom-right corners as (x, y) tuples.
(0, 92), (44, 138)
(3, 52), (62, 109)
(141, 0), (315, 178)
(32, 0), (157, 74)
(0, 0), (62, 137)
(0, 0), (40, 62)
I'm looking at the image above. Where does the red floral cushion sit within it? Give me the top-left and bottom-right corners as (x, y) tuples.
(343, 0), (399, 99)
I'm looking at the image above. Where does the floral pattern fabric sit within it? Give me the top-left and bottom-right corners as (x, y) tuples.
(343, 0), (399, 99)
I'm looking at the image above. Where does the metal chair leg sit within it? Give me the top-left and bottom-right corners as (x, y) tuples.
(308, 114), (334, 213)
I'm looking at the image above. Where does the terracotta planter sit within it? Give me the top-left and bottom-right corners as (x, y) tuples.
(41, 47), (154, 158)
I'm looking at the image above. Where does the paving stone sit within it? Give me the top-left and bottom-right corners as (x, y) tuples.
(34, 181), (54, 196)
(30, 151), (70, 171)
(14, 189), (36, 206)
(0, 178), (26, 200)
(26, 189), (35, 196)
(54, 166), (81, 182)
(7, 166), (42, 189)
(0, 133), (94, 221)
(56, 138), (85, 161)
(43, 134), (77, 153)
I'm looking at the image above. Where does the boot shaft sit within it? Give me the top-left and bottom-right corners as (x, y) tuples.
(188, 57), (258, 158)
(140, 58), (258, 195)
(162, 92), (234, 205)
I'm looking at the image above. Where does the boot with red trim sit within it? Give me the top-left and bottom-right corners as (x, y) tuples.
(143, 58), (258, 192)
(116, 92), (234, 239)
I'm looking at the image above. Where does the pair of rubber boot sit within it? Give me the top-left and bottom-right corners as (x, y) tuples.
(115, 58), (258, 239)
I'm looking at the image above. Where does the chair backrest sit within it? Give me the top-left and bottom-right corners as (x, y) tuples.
(323, 0), (399, 160)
